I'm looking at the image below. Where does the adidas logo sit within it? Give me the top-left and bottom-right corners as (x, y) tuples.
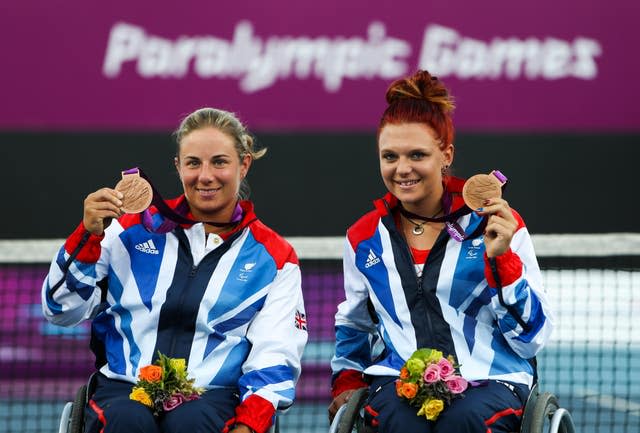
(135, 239), (159, 255)
(364, 249), (381, 268)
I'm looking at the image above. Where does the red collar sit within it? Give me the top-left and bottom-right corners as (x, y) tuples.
(164, 196), (257, 240)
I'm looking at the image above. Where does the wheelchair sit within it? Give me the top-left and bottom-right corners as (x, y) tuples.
(58, 373), (280, 433)
(328, 383), (576, 433)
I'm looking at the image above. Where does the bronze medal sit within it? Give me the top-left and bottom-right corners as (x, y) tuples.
(115, 172), (153, 214)
(462, 171), (504, 210)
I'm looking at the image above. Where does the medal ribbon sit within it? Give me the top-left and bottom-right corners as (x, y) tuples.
(121, 167), (243, 234)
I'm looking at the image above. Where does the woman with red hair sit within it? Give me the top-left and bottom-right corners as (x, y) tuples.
(329, 70), (554, 432)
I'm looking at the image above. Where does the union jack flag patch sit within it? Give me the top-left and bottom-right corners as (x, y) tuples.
(294, 310), (307, 331)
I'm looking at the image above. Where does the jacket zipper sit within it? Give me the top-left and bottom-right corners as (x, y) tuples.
(381, 200), (438, 346)
(168, 234), (198, 357)
(401, 235), (435, 340)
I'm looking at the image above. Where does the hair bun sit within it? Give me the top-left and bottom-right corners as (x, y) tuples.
(385, 70), (455, 114)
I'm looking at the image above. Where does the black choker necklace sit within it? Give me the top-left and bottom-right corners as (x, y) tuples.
(402, 207), (442, 236)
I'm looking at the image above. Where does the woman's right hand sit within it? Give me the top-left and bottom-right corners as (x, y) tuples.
(328, 388), (360, 423)
(82, 188), (124, 236)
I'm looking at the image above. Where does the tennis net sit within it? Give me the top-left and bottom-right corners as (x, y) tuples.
(0, 234), (638, 433)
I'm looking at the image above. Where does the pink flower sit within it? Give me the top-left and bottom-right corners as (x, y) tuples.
(162, 394), (185, 412)
(186, 393), (201, 401)
(437, 358), (455, 378)
(444, 375), (468, 394)
(423, 364), (441, 383)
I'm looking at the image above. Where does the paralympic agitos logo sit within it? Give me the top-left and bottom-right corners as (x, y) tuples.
(102, 21), (602, 93)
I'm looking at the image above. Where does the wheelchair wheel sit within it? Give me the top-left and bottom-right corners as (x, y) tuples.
(69, 384), (87, 433)
(548, 408), (576, 433)
(336, 388), (369, 433)
(519, 383), (539, 433)
(58, 402), (73, 433)
(529, 392), (558, 433)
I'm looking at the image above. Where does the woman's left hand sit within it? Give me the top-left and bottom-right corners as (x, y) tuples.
(476, 198), (518, 258)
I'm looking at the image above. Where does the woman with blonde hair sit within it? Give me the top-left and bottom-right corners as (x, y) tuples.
(43, 108), (307, 433)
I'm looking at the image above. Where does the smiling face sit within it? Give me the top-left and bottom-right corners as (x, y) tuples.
(175, 127), (251, 222)
(378, 123), (453, 215)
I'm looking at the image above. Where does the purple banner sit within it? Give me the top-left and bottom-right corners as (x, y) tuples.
(1, 1), (638, 131)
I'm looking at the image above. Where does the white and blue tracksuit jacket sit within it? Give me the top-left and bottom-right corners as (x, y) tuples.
(331, 185), (553, 388)
(42, 198), (307, 423)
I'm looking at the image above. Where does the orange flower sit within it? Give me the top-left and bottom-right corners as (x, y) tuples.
(401, 382), (418, 399)
(139, 365), (163, 382)
(395, 380), (403, 396)
(399, 367), (410, 380)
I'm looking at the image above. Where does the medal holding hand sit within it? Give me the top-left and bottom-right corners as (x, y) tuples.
(82, 188), (125, 236)
(82, 170), (153, 236)
(462, 171), (518, 258)
(82, 171), (154, 236)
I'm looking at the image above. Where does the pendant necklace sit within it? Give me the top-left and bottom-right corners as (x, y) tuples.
(403, 207), (442, 236)
(405, 216), (425, 235)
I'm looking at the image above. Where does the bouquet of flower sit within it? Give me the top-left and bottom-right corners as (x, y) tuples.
(396, 348), (468, 421)
(129, 352), (204, 416)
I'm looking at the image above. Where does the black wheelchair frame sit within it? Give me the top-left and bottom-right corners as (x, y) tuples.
(328, 383), (576, 433)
